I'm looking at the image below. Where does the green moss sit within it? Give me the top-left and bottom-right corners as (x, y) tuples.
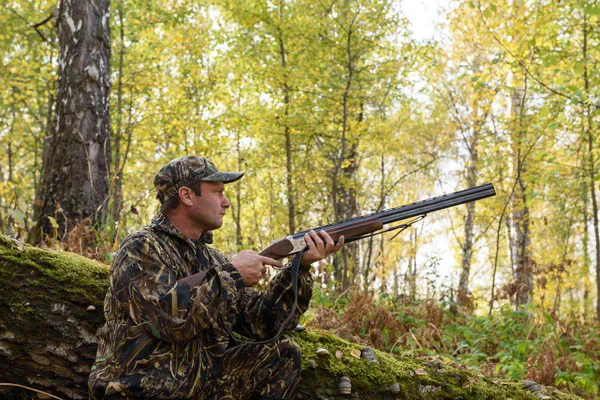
(0, 235), (109, 308)
(7, 300), (34, 315)
(0, 234), (109, 334)
(293, 329), (582, 400)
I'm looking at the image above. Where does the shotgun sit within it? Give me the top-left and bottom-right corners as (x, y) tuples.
(259, 183), (496, 259)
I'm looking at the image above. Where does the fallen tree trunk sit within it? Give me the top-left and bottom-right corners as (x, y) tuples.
(0, 235), (107, 399)
(0, 235), (580, 400)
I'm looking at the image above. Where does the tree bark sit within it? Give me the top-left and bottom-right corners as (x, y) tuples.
(32, 0), (112, 243)
(277, 0), (297, 235)
(330, 5), (361, 293)
(0, 235), (578, 400)
(234, 135), (243, 250)
(407, 228), (418, 300)
(580, 13), (600, 321)
(457, 128), (479, 308)
(582, 181), (592, 321)
(111, 4), (125, 228)
(507, 83), (533, 308)
(0, 235), (107, 399)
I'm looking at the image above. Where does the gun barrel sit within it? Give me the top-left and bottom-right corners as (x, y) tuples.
(380, 183), (496, 224)
(291, 183), (496, 239)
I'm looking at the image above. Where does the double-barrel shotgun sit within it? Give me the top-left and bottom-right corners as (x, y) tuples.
(259, 183), (496, 259)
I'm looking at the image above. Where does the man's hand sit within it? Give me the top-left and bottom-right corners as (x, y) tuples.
(231, 250), (283, 287)
(301, 230), (344, 266)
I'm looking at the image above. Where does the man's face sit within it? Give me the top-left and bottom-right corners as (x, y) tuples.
(189, 181), (231, 231)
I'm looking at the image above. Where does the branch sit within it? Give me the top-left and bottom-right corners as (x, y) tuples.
(7, 7), (54, 42)
(32, 13), (55, 42)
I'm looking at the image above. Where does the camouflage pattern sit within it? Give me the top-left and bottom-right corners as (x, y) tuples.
(201, 337), (301, 399)
(88, 213), (313, 399)
(154, 156), (244, 203)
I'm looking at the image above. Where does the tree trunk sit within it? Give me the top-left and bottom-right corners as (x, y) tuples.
(32, 89), (56, 235)
(276, 0), (297, 235)
(508, 84), (533, 309)
(0, 235), (576, 400)
(407, 228), (418, 301)
(3, 135), (15, 236)
(581, 13), (600, 321)
(111, 4), (125, 228)
(0, 235), (108, 399)
(513, 155), (533, 309)
(330, 5), (361, 292)
(332, 143), (360, 292)
(234, 135), (243, 250)
(363, 155), (388, 293)
(457, 133), (479, 308)
(582, 181), (592, 321)
(32, 0), (112, 243)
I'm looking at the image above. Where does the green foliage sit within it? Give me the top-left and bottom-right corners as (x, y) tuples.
(309, 294), (599, 399)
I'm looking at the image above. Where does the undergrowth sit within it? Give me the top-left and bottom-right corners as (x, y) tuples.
(305, 287), (600, 400)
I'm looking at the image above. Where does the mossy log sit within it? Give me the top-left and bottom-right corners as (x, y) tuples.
(0, 235), (581, 400)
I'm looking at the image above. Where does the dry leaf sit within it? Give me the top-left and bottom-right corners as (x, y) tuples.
(350, 349), (361, 359)
(335, 350), (343, 359)
(414, 369), (428, 376)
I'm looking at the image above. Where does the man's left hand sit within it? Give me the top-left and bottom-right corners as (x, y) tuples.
(301, 230), (344, 265)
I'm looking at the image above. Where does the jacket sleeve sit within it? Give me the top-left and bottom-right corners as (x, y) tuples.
(111, 234), (245, 343)
(232, 261), (314, 339)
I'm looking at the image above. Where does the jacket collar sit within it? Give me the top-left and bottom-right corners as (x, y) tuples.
(151, 214), (214, 247)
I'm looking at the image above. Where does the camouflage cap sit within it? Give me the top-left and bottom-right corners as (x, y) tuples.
(154, 156), (244, 203)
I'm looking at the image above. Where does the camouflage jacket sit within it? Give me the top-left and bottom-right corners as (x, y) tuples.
(88, 214), (314, 399)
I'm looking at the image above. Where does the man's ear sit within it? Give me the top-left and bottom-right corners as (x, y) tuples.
(178, 186), (195, 206)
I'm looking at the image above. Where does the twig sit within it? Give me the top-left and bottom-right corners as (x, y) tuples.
(7, 8), (54, 42)
(389, 332), (407, 354)
(332, 287), (351, 310)
(428, 322), (447, 351)
(32, 12), (55, 42)
(409, 330), (423, 350)
(525, 321), (536, 341)
(0, 383), (64, 400)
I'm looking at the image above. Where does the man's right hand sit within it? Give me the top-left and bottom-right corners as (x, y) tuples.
(231, 250), (283, 287)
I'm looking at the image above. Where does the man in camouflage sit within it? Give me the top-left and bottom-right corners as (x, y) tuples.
(89, 156), (343, 399)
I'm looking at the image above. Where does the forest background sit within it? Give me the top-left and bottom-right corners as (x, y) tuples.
(1, 0), (599, 398)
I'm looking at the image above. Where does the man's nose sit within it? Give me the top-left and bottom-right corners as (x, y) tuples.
(222, 197), (231, 208)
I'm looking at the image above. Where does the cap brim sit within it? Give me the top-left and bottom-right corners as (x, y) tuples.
(202, 171), (244, 184)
